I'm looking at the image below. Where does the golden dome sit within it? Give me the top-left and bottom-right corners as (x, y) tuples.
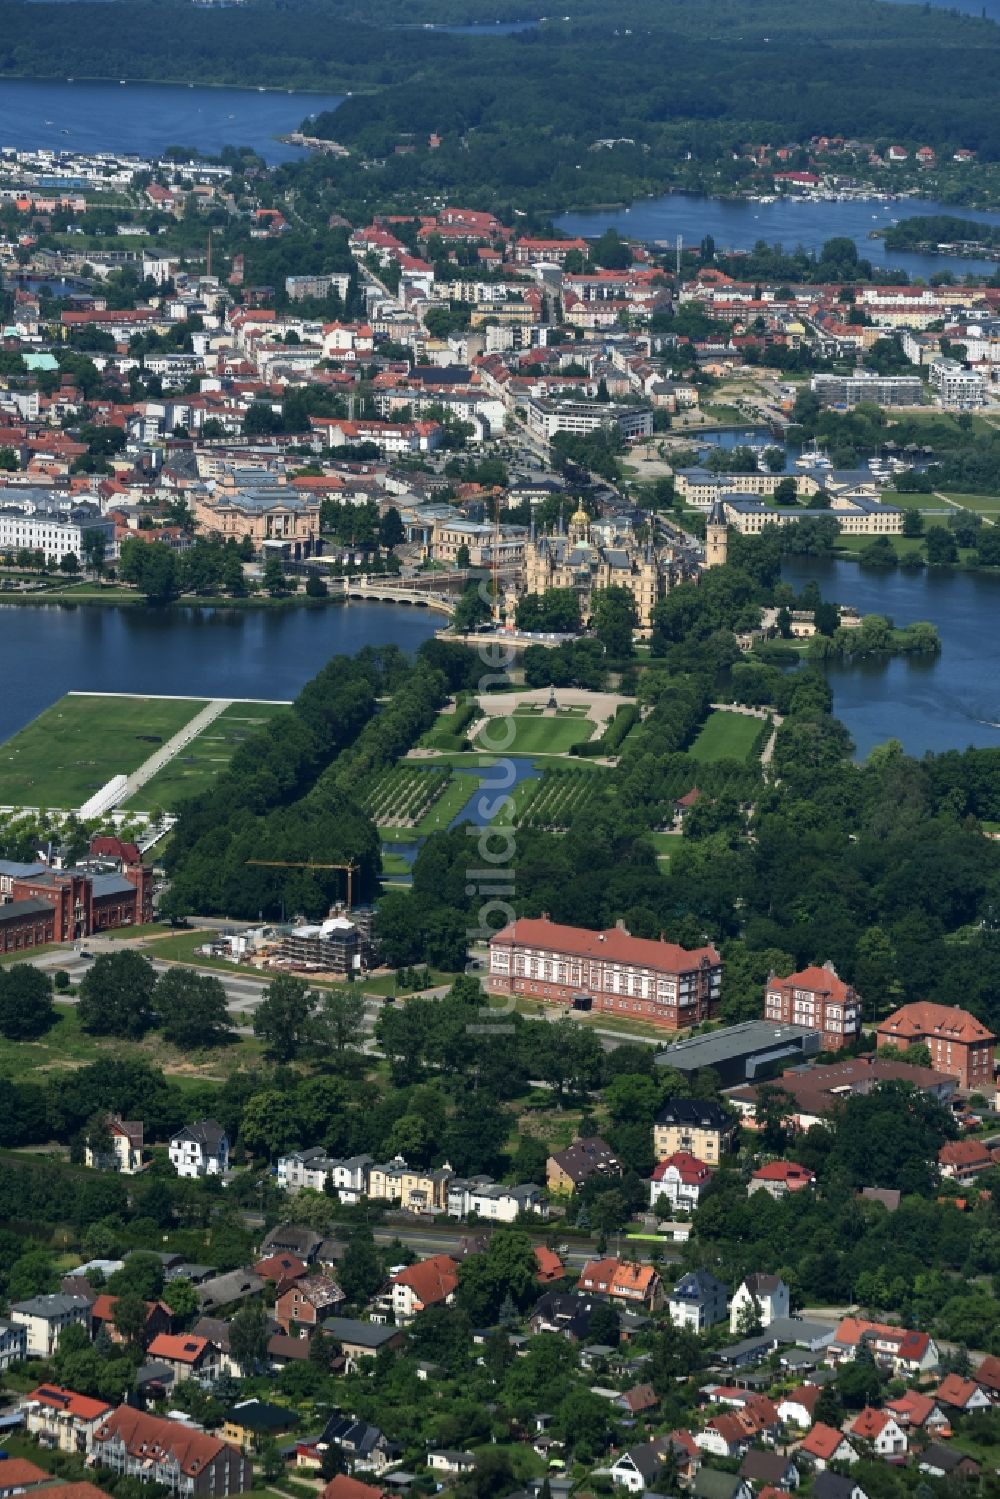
(571, 504), (589, 527)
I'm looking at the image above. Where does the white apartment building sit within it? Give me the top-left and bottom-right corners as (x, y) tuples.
(929, 356), (988, 407)
(10, 1295), (91, 1357)
(168, 1120), (229, 1178)
(525, 397), (653, 442)
(0, 498), (114, 564)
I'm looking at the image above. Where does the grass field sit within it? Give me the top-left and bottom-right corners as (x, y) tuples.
(688, 710), (762, 764)
(475, 712), (593, 756)
(124, 701), (289, 811)
(940, 491), (1000, 516)
(0, 693), (205, 808)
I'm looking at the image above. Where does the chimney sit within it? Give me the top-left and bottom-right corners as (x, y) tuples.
(615, 919), (629, 934)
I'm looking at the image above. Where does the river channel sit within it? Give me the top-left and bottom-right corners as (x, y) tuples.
(0, 600), (440, 743)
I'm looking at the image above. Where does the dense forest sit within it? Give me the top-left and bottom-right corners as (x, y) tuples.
(885, 213), (1000, 248)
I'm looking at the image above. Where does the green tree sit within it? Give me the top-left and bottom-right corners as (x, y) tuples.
(319, 986), (366, 1052)
(252, 974), (321, 1061)
(111, 1290), (148, 1346)
(0, 964), (54, 1038)
(156, 968), (231, 1047)
(78, 951), (157, 1038)
(229, 1301), (270, 1374)
(119, 537), (179, 603)
(379, 507), (405, 548)
(263, 557), (288, 596)
(591, 586), (638, 658)
(925, 526), (959, 565)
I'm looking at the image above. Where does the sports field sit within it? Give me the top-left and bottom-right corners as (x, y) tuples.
(0, 693), (204, 808)
(125, 701), (289, 811)
(688, 710), (762, 764)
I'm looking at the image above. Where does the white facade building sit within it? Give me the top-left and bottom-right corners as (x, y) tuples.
(168, 1120), (229, 1178)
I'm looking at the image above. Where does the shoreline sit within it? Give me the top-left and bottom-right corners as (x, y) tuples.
(0, 589), (349, 612)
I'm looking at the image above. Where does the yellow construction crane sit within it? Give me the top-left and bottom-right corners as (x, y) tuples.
(246, 859), (358, 910)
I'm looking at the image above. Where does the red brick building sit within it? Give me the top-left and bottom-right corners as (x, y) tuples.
(877, 1001), (996, 1090)
(763, 962), (862, 1049)
(0, 840), (152, 951)
(488, 915), (721, 1030)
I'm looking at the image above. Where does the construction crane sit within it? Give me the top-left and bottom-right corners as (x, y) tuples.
(246, 859), (358, 910)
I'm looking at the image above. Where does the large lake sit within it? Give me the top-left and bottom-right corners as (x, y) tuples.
(0, 78), (344, 163)
(781, 558), (1000, 760)
(0, 600), (439, 742)
(557, 193), (1000, 279)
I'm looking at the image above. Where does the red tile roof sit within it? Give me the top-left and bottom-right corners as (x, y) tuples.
(800, 1423), (852, 1460)
(935, 1373), (985, 1408)
(392, 1254), (459, 1307)
(322, 1477), (385, 1499)
(27, 1385), (111, 1422)
(145, 1334), (210, 1365)
(652, 1152), (714, 1186)
(92, 1407), (232, 1477)
(751, 1161), (815, 1188)
(771, 964), (852, 1001)
(878, 1001), (995, 1046)
(850, 1406), (893, 1440)
(0, 1458), (51, 1489)
(490, 915), (719, 973)
(533, 1246), (565, 1284)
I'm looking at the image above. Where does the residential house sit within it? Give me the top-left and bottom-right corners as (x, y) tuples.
(23, 1385), (111, 1455)
(609, 1435), (675, 1492)
(798, 1424), (858, 1470)
(934, 1373), (992, 1413)
(668, 1270), (728, 1332)
(748, 1162), (816, 1199)
(811, 1477), (869, 1499)
(974, 1352), (1000, 1401)
(918, 1443), (981, 1480)
(692, 1475), (751, 1499)
(729, 1274), (790, 1334)
(367, 1156), (453, 1213)
(695, 1413), (757, 1460)
(827, 1318), (938, 1375)
(10, 1296), (91, 1358)
(885, 1390), (950, 1436)
(427, 1452), (477, 1478)
(84, 1116), (143, 1175)
(577, 1257), (663, 1310)
(848, 1407), (907, 1460)
(0, 1317), (27, 1370)
(321, 1478), (386, 1499)
(653, 1101), (736, 1165)
(533, 1247), (565, 1285)
(777, 1385), (822, 1430)
(91, 1406), (252, 1495)
(390, 1255), (459, 1324)
(168, 1121), (229, 1179)
(546, 1137), (622, 1193)
(275, 1275), (346, 1336)
(738, 1450), (799, 1490)
(446, 1179), (547, 1221)
(648, 1152), (714, 1212)
(252, 1253), (308, 1288)
(617, 1384), (658, 1417)
(196, 1271), (266, 1315)
(530, 1291), (605, 1342)
(90, 1296), (171, 1349)
(259, 1225), (323, 1263)
(144, 1334), (218, 1384)
(319, 1416), (395, 1475)
(0, 1459), (50, 1495)
(938, 1138), (994, 1183)
(222, 1401), (297, 1453)
(319, 1318), (404, 1364)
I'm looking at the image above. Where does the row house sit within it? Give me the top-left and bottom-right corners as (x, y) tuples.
(91, 1406), (252, 1496)
(446, 1178), (547, 1221)
(488, 914), (721, 1030)
(368, 1156), (453, 1214)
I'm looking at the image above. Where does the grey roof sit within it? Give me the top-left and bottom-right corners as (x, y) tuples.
(693, 1473), (747, 1499)
(171, 1119), (227, 1150)
(90, 873), (136, 898)
(655, 1099), (734, 1130)
(322, 1317), (401, 1349)
(0, 898), (56, 924)
(766, 1315), (836, 1346)
(671, 1269), (728, 1303)
(812, 1474), (867, 1499)
(11, 1294), (90, 1318)
(654, 1021), (820, 1075)
(195, 1270), (265, 1310)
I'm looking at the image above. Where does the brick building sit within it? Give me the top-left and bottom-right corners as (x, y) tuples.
(877, 1002), (996, 1090)
(763, 962), (862, 1049)
(0, 841), (152, 951)
(488, 915), (721, 1030)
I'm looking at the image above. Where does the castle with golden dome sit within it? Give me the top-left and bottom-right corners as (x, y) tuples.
(520, 504), (670, 631)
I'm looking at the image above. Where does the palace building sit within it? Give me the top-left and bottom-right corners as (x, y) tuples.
(488, 914), (721, 1030)
(519, 506), (667, 630)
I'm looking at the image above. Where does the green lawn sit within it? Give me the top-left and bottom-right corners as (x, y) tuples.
(379, 772), (477, 840)
(688, 710), (763, 764)
(124, 701), (289, 811)
(940, 491), (1000, 515)
(475, 714), (593, 756)
(881, 489), (951, 514)
(0, 693), (205, 808)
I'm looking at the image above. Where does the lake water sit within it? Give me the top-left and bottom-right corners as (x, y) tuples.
(556, 193), (1000, 279)
(0, 599), (440, 743)
(780, 557), (1000, 760)
(0, 78), (344, 163)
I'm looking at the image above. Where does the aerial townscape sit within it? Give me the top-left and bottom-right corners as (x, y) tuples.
(6, 1), (1000, 1498)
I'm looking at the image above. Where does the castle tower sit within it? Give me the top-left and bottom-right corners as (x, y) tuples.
(705, 498), (728, 568)
(569, 502), (590, 543)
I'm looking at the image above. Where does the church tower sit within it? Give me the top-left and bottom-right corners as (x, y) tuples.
(705, 498), (728, 568)
(568, 503), (590, 544)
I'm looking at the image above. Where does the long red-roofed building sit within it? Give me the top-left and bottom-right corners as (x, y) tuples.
(763, 962), (861, 1049)
(488, 915), (721, 1029)
(91, 1406), (251, 1495)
